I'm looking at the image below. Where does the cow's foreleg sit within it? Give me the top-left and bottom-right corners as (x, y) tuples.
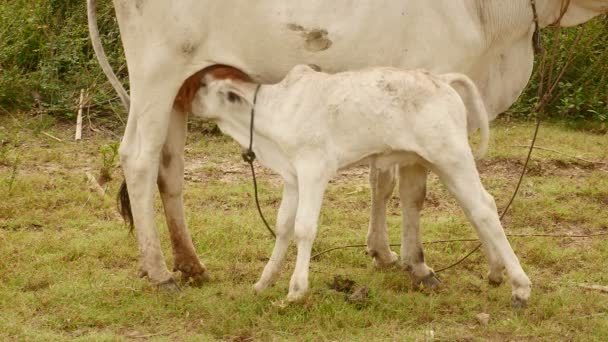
(254, 180), (298, 293)
(366, 165), (399, 267)
(288, 168), (329, 302)
(119, 73), (184, 289)
(158, 109), (210, 286)
(398, 165), (440, 289)
(434, 153), (530, 308)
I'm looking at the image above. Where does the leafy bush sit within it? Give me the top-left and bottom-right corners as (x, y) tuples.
(510, 17), (608, 124)
(0, 0), (126, 123)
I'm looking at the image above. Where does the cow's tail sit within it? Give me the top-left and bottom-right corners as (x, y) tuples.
(117, 180), (134, 231)
(87, 0), (130, 111)
(439, 73), (490, 158)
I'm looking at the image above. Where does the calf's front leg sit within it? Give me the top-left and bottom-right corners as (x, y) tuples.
(254, 181), (298, 292)
(287, 169), (330, 302)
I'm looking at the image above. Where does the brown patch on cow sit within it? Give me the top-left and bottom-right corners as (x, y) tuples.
(174, 65), (253, 113)
(287, 24), (333, 52)
(415, 249), (425, 264)
(157, 176), (167, 193)
(161, 151), (172, 169)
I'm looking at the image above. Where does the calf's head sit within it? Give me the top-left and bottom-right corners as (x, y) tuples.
(175, 65), (256, 120)
(194, 79), (257, 121)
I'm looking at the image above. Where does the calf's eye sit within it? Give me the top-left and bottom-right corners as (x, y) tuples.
(227, 91), (240, 103)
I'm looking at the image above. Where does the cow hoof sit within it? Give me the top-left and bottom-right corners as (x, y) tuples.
(511, 295), (527, 309)
(372, 251), (399, 268)
(413, 272), (441, 290)
(157, 278), (181, 293)
(183, 271), (211, 287)
(174, 261), (211, 287)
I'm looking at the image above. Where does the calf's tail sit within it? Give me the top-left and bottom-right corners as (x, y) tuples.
(439, 73), (490, 158)
(117, 180), (134, 231)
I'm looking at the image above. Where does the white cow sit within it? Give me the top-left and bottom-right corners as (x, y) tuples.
(87, 0), (608, 296)
(188, 64), (531, 306)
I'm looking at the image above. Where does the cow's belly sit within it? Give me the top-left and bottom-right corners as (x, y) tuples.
(117, 0), (535, 119)
(200, 0), (483, 82)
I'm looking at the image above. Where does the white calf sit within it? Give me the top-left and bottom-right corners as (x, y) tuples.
(191, 64), (531, 306)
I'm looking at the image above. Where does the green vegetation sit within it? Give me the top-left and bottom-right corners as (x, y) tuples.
(0, 1), (606, 125)
(1, 115), (607, 340)
(0, 0), (126, 125)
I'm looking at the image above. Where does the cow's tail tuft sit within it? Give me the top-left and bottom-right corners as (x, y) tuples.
(439, 73), (490, 158)
(117, 179), (134, 231)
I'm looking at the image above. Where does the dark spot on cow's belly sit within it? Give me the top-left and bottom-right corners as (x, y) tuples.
(286, 23), (306, 32)
(181, 41), (197, 56)
(286, 23), (333, 52)
(135, 0), (145, 13)
(305, 29), (332, 52)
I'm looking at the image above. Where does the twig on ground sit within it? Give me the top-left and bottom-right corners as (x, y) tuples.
(511, 145), (606, 165)
(126, 330), (178, 339)
(578, 284), (608, 294)
(85, 171), (106, 196)
(41, 131), (63, 142)
(75, 89), (86, 141)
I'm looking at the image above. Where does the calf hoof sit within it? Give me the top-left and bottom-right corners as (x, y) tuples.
(157, 278), (181, 293)
(253, 281), (268, 294)
(371, 251), (399, 268)
(287, 280), (308, 302)
(511, 295), (527, 309)
(287, 290), (307, 302)
(413, 272), (441, 290)
(488, 272), (504, 287)
(510, 280), (531, 309)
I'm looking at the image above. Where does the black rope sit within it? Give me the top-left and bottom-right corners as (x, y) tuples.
(531, 0), (544, 55)
(242, 85), (276, 238)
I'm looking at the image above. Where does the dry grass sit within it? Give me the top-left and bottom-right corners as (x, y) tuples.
(1, 114), (607, 341)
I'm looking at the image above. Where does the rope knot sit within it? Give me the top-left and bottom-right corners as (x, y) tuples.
(242, 149), (256, 164)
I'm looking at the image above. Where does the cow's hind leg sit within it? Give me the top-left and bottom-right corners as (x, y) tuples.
(367, 165), (399, 267)
(398, 165), (440, 289)
(158, 109), (210, 286)
(119, 71), (185, 290)
(433, 154), (531, 308)
(254, 180), (298, 293)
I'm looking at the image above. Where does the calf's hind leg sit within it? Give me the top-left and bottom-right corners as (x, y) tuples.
(158, 109), (210, 285)
(398, 165), (440, 289)
(367, 165), (399, 267)
(433, 154), (531, 308)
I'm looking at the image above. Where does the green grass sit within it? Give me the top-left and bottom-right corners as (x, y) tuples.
(1, 115), (607, 341)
